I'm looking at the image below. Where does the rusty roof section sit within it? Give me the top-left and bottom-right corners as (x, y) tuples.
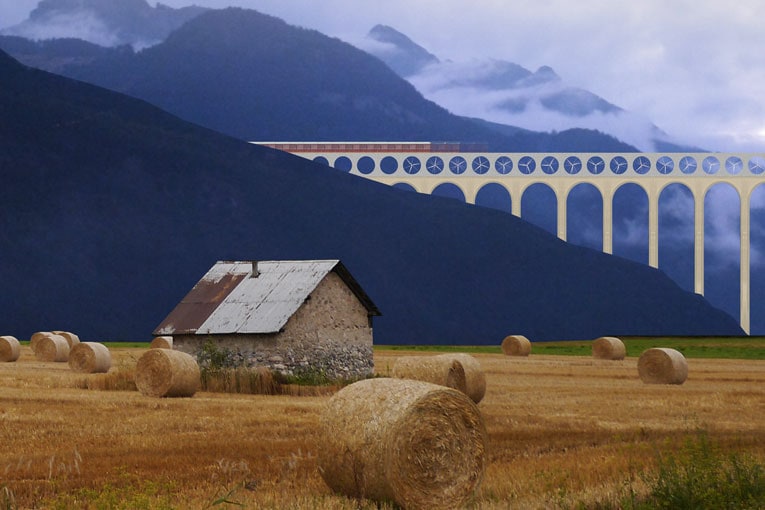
(154, 260), (380, 336)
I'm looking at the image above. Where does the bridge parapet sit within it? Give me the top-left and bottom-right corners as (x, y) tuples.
(287, 151), (764, 179)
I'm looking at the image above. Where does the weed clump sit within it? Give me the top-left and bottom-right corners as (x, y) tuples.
(1, 485), (16, 510)
(638, 432), (765, 509)
(590, 431), (765, 510)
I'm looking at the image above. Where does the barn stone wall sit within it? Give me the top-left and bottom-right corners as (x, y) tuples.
(172, 272), (374, 379)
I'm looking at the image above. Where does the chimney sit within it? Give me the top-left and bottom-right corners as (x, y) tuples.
(251, 261), (260, 278)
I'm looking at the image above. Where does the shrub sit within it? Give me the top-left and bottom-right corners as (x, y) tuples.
(197, 340), (243, 371)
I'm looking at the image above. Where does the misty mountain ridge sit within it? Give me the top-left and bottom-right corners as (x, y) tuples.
(0, 6), (637, 151)
(0, 49), (743, 344)
(362, 24), (699, 152)
(365, 24), (439, 77)
(1, 0), (208, 48)
(1, 1), (701, 151)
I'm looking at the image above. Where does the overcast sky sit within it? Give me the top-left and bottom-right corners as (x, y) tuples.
(3, 0), (764, 152)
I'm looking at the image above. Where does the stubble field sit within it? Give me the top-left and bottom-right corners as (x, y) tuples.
(1, 344), (764, 509)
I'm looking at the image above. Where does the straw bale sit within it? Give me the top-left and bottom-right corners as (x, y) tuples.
(35, 334), (70, 362)
(501, 335), (531, 356)
(0, 336), (21, 362)
(30, 331), (52, 353)
(440, 353), (486, 404)
(68, 342), (112, 373)
(392, 355), (467, 395)
(150, 336), (173, 349)
(56, 331), (80, 348)
(638, 348), (688, 385)
(135, 348), (200, 398)
(318, 378), (487, 510)
(592, 336), (626, 360)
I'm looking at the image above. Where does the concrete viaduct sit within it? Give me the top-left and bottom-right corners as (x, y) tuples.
(254, 142), (765, 334)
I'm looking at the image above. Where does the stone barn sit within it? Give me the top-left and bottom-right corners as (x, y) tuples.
(153, 260), (380, 379)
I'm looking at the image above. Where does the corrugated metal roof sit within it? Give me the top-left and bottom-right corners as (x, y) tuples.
(154, 260), (379, 336)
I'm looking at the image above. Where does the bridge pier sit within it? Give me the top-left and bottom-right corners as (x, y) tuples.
(602, 187), (613, 255)
(741, 193), (751, 333)
(693, 186), (705, 297)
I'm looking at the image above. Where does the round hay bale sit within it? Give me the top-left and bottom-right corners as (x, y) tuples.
(501, 335), (531, 356)
(0, 336), (21, 362)
(318, 378), (487, 510)
(68, 342), (112, 374)
(30, 331), (52, 353)
(57, 331), (80, 348)
(592, 336), (626, 360)
(638, 348), (688, 385)
(35, 334), (70, 362)
(135, 348), (200, 398)
(436, 353), (486, 404)
(392, 355), (467, 395)
(150, 336), (173, 349)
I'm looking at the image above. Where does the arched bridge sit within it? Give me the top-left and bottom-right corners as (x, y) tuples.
(254, 142), (765, 334)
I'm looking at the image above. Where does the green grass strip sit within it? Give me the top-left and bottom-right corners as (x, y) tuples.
(376, 336), (765, 360)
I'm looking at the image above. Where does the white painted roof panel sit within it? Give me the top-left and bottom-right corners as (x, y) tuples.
(196, 260), (339, 334)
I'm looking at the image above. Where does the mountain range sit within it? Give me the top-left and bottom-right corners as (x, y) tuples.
(361, 24), (699, 152)
(1, 0), (208, 48)
(0, 49), (743, 343)
(0, 2), (638, 151)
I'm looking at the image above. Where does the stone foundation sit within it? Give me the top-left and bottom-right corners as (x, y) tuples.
(182, 338), (374, 380)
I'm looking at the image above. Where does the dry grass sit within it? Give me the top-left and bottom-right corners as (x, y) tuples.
(1, 346), (764, 508)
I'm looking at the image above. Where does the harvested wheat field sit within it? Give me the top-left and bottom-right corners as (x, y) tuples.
(1, 343), (765, 509)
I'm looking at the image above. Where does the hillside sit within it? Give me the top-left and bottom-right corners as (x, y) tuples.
(0, 50), (743, 343)
(0, 7), (636, 152)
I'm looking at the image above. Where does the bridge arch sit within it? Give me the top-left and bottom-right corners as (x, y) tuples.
(392, 182), (417, 193)
(613, 183), (649, 264)
(475, 182), (512, 213)
(704, 183), (742, 325)
(521, 183), (558, 236)
(567, 183), (603, 251)
(659, 183), (695, 293)
(431, 182), (466, 202)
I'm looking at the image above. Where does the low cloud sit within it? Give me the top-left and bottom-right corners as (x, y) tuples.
(409, 61), (662, 151)
(257, 0), (765, 153)
(2, 11), (119, 47)
(353, 37), (399, 58)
